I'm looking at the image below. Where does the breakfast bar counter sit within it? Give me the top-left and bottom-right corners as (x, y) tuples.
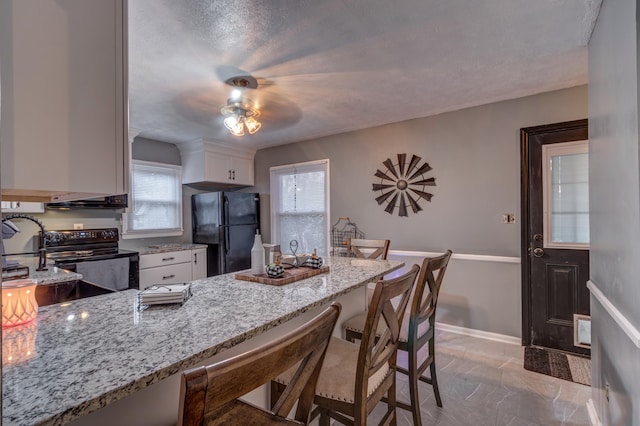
(2, 256), (404, 426)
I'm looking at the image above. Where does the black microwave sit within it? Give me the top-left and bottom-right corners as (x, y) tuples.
(46, 194), (128, 209)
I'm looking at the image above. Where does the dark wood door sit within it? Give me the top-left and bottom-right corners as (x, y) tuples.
(521, 120), (590, 356)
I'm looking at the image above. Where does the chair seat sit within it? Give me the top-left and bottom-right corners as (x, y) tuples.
(343, 310), (431, 344)
(275, 337), (389, 403)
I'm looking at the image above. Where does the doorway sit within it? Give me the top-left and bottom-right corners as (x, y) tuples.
(520, 119), (590, 356)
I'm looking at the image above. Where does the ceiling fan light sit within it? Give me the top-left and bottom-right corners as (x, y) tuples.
(244, 116), (261, 134)
(229, 123), (245, 137)
(223, 115), (239, 130)
(224, 115), (245, 136)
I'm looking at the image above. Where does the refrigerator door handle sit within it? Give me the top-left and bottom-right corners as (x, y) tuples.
(224, 228), (230, 255)
(223, 195), (230, 227)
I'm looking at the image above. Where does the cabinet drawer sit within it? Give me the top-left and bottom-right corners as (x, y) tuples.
(140, 250), (191, 269)
(139, 262), (192, 290)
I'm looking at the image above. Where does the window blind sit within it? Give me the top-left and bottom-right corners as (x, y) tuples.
(124, 161), (183, 236)
(270, 160), (330, 257)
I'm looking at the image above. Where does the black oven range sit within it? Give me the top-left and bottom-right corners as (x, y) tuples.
(43, 228), (139, 295)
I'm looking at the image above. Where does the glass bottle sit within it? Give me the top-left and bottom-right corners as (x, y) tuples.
(250, 230), (265, 275)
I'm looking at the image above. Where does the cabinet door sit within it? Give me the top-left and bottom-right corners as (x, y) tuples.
(230, 156), (255, 186)
(0, 0), (127, 200)
(192, 248), (208, 280)
(204, 152), (232, 182)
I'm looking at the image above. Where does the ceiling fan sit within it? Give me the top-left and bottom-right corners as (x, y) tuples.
(220, 76), (262, 136)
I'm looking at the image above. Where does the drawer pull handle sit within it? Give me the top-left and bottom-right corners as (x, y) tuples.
(162, 257), (175, 262)
(162, 274), (176, 280)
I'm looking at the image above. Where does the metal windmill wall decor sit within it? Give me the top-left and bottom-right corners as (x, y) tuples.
(372, 153), (436, 217)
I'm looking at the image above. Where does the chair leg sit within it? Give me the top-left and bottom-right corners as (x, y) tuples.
(429, 338), (443, 408)
(388, 375), (398, 426)
(407, 347), (422, 426)
(319, 408), (331, 426)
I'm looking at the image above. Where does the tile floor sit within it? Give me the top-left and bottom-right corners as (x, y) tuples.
(368, 330), (592, 426)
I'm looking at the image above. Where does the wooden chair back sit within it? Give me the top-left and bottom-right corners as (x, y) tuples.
(354, 264), (420, 419)
(347, 238), (390, 260)
(408, 250), (452, 346)
(177, 302), (341, 426)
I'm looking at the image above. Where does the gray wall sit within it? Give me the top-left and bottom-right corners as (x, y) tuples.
(131, 137), (181, 165)
(254, 86), (588, 338)
(588, 0), (640, 423)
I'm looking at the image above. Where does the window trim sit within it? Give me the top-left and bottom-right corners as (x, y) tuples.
(269, 159), (330, 256)
(121, 160), (184, 239)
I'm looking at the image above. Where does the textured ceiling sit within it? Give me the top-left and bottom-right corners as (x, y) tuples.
(128, 0), (601, 150)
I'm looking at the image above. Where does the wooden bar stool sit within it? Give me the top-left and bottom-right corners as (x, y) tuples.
(347, 238), (390, 260)
(178, 302), (341, 426)
(343, 250), (452, 426)
(272, 265), (420, 425)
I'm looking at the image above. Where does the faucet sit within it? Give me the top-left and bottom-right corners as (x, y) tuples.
(2, 214), (48, 271)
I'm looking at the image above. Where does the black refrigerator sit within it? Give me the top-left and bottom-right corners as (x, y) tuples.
(192, 192), (260, 276)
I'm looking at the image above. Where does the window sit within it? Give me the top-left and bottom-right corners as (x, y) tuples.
(270, 160), (330, 256)
(122, 160), (183, 238)
(542, 140), (589, 248)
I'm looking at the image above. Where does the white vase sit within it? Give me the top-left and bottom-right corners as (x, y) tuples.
(250, 231), (265, 275)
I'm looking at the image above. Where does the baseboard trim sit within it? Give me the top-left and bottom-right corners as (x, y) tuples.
(587, 280), (640, 349)
(436, 322), (521, 346)
(389, 250), (521, 264)
(586, 398), (601, 426)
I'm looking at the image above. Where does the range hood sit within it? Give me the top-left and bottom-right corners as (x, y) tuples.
(46, 194), (128, 209)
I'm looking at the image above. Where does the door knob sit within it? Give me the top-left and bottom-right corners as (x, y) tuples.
(532, 248), (544, 257)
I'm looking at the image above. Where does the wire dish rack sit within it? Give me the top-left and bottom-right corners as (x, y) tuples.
(331, 217), (365, 256)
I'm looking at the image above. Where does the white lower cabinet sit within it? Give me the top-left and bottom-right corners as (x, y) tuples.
(139, 248), (208, 290)
(192, 247), (207, 280)
(139, 250), (192, 290)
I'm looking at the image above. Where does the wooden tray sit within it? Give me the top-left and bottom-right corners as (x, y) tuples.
(235, 265), (330, 286)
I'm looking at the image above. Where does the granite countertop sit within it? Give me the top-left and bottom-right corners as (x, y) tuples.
(29, 266), (82, 285)
(2, 256), (404, 426)
(122, 243), (207, 255)
(4, 257), (83, 285)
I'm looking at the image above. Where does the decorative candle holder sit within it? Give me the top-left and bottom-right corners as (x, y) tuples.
(2, 279), (39, 327)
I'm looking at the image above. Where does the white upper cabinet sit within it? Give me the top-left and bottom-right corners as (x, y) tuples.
(179, 139), (256, 188)
(0, 0), (128, 202)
